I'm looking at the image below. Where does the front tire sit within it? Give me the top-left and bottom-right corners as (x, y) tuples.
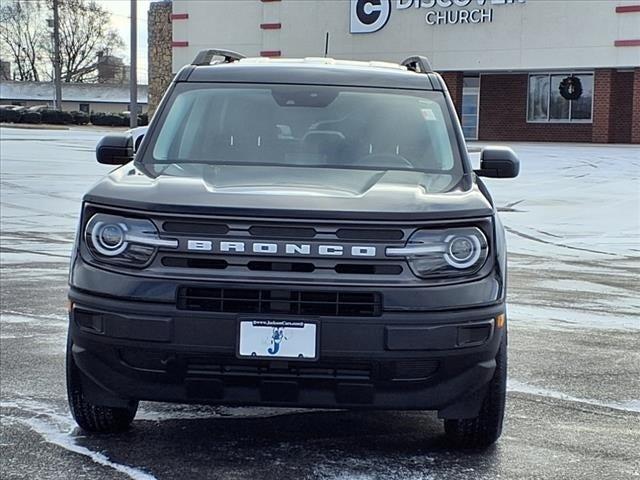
(444, 333), (507, 449)
(66, 338), (138, 433)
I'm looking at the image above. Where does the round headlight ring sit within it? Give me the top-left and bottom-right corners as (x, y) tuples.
(91, 221), (128, 256)
(444, 233), (482, 269)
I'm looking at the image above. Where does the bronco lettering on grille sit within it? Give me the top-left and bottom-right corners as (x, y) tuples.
(185, 240), (377, 257)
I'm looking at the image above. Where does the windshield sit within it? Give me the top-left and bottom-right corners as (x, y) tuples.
(144, 83), (463, 177)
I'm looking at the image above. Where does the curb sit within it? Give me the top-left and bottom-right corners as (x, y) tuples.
(0, 123), (69, 131)
(1, 123), (130, 132)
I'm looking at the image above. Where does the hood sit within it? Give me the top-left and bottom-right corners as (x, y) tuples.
(84, 164), (494, 220)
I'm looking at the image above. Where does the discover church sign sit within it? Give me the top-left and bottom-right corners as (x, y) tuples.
(163, 0), (640, 145)
(350, 0), (526, 32)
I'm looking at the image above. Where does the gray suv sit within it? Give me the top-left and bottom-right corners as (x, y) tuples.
(67, 50), (519, 448)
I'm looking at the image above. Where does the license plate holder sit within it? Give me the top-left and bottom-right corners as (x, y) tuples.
(237, 319), (318, 361)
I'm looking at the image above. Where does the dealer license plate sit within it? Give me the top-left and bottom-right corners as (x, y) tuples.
(238, 320), (317, 360)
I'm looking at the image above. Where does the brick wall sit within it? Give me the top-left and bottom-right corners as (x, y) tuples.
(610, 71), (634, 144)
(632, 68), (640, 144)
(592, 69), (615, 143)
(478, 74), (592, 143)
(148, 1), (173, 117)
(591, 69), (639, 144)
(440, 71), (463, 121)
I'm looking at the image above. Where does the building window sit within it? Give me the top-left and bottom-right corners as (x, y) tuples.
(527, 73), (593, 123)
(461, 76), (480, 140)
(79, 103), (90, 113)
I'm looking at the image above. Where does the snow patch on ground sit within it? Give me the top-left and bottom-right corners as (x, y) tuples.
(1, 312), (67, 324)
(0, 334), (36, 340)
(470, 143), (640, 261)
(0, 251), (71, 265)
(508, 303), (640, 331)
(508, 380), (640, 413)
(308, 447), (437, 480)
(1, 398), (157, 480)
(18, 417), (157, 480)
(534, 278), (636, 298)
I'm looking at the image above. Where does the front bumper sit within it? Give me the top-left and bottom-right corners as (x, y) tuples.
(68, 287), (505, 417)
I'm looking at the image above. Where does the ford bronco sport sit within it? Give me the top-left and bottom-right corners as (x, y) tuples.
(67, 50), (519, 448)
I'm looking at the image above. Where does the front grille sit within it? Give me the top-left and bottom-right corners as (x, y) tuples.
(336, 228), (404, 240)
(162, 257), (228, 269)
(163, 221), (229, 235)
(334, 263), (402, 275)
(119, 350), (439, 383)
(161, 257), (403, 276)
(248, 225), (317, 238)
(187, 357), (372, 381)
(150, 216), (412, 282)
(247, 261), (315, 272)
(161, 220), (404, 241)
(178, 287), (382, 317)
(88, 204), (492, 286)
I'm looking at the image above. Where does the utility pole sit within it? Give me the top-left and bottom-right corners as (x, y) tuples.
(52, 0), (62, 110)
(129, 0), (138, 127)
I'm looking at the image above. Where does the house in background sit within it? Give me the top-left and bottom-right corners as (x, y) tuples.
(96, 53), (131, 84)
(0, 81), (148, 113)
(0, 60), (10, 81)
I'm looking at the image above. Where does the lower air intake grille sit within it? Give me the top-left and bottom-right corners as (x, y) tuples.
(178, 287), (382, 317)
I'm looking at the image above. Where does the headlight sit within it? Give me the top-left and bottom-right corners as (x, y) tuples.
(84, 213), (177, 267)
(386, 227), (488, 278)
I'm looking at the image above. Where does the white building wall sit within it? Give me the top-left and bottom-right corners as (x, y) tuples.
(172, 0), (640, 73)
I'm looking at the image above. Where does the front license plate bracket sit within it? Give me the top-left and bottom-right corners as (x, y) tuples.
(237, 319), (318, 361)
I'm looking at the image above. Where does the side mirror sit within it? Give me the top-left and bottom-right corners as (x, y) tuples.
(475, 146), (520, 178)
(96, 134), (134, 165)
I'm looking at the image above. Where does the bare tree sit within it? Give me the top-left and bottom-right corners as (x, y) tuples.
(0, 1), (46, 81)
(53, 0), (124, 82)
(0, 0), (124, 83)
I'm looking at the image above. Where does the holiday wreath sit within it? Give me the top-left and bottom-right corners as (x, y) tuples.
(559, 75), (583, 101)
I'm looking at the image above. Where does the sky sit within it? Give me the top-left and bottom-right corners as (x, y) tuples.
(97, 0), (152, 84)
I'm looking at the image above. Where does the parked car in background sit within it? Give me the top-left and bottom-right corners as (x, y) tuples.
(125, 126), (148, 152)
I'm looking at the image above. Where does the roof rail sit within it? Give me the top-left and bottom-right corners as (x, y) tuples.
(192, 49), (245, 66)
(401, 56), (433, 74)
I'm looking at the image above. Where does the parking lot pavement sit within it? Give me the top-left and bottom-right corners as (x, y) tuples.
(1, 126), (639, 480)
